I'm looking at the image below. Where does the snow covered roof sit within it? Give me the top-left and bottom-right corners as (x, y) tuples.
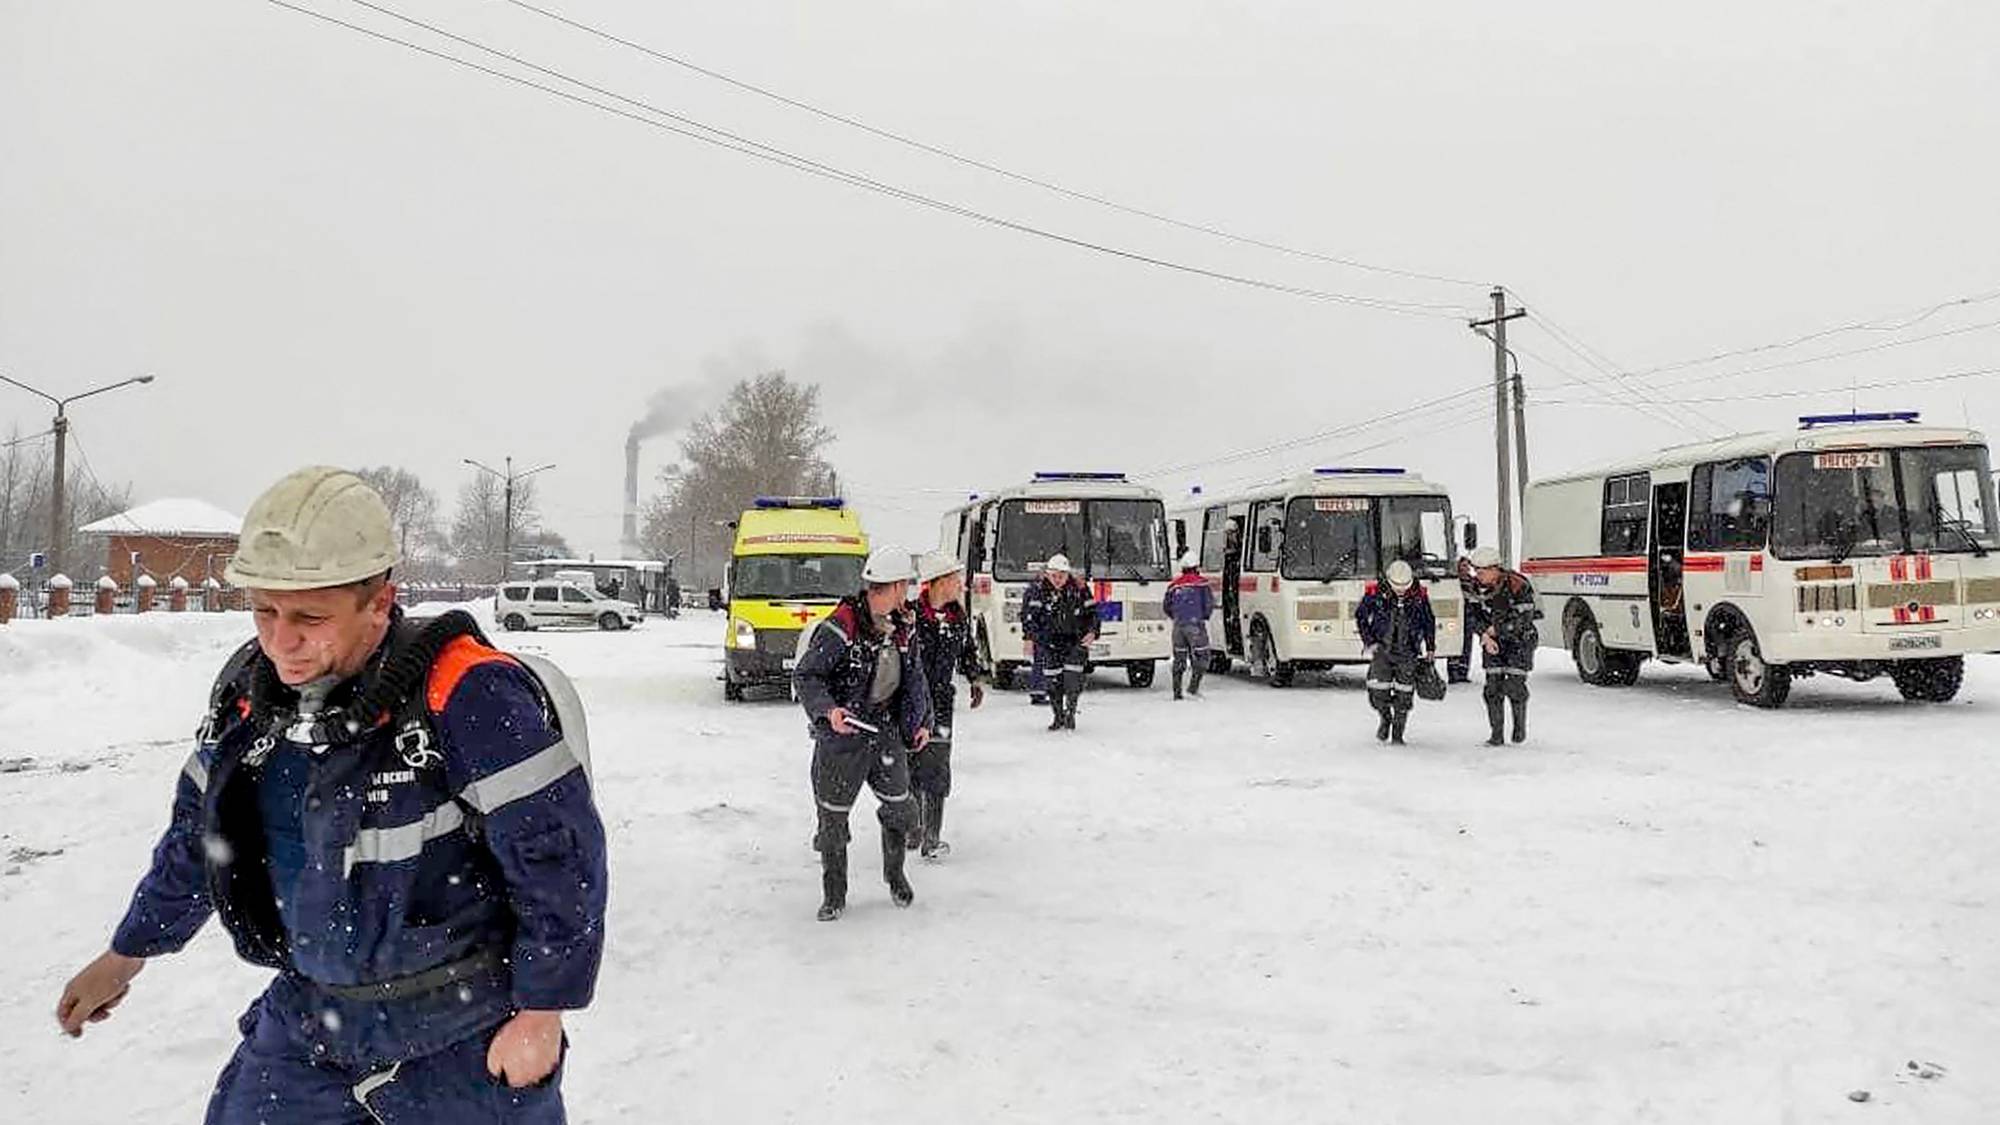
(78, 498), (243, 538)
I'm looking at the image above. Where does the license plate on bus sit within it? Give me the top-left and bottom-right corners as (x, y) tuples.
(1091, 643), (1111, 659)
(782, 658), (797, 670)
(1889, 634), (1943, 651)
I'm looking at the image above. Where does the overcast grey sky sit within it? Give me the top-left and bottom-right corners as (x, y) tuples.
(4, 0), (1997, 556)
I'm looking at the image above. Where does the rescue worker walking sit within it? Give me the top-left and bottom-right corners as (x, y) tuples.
(1355, 559), (1437, 745)
(910, 551), (986, 860)
(1162, 551), (1214, 700)
(54, 467), (608, 1124)
(1464, 545), (1541, 745)
(1019, 554), (1099, 731)
(794, 546), (933, 921)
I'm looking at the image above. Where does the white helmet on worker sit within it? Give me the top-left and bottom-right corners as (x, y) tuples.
(917, 551), (965, 584)
(1044, 553), (1073, 575)
(861, 545), (918, 585)
(1384, 559), (1415, 592)
(1469, 546), (1503, 570)
(1179, 550), (1200, 571)
(224, 466), (400, 591)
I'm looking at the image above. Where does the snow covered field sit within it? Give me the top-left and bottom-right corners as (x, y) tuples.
(4, 607), (1997, 1122)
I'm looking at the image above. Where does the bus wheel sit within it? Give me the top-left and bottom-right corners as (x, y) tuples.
(1249, 622), (1294, 687)
(1126, 661), (1156, 689)
(1208, 651), (1234, 676)
(1891, 656), (1963, 702)
(1727, 632), (1790, 708)
(1571, 617), (1613, 685)
(994, 662), (1017, 691)
(723, 676), (744, 702)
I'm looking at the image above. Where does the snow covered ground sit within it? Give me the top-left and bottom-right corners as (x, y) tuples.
(4, 606), (1997, 1122)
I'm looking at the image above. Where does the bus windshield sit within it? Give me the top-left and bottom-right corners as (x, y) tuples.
(1379, 495), (1455, 579)
(730, 554), (865, 601)
(993, 498), (1171, 582)
(1282, 497), (1376, 581)
(1773, 444), (2000, 559)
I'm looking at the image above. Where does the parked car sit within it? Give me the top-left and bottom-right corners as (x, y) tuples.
(496, 580), (643, 632)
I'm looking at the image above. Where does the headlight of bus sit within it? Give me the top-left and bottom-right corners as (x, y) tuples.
(732, 619), (758, 649)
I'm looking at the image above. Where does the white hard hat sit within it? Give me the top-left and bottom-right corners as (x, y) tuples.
(224, 466), (400, 591)
(1045, 553), (1073, 574)
(1385, 559), (1415, 590)
(1469, 546), (1503, 569)
(862, 545), (917, 585)
(917, 551), (965, 583)
(1179, 550), (1201, 570)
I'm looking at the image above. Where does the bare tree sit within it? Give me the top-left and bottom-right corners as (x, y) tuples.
(354, 465), (442, 579)
(449, 471), (545, 581)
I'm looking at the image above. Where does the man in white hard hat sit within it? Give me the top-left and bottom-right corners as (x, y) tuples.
(1162, 550), (1216, 700)
(909, 551), (987, 860)
(794, 545), (934, 920)
(1464, 545), (1541, 745)
(1355, 559), (1438, 745)
(54, 466), (607, 1123)
(1018, 553), (1100, 731)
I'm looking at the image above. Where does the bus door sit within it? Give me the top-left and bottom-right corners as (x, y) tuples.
(1221, 515), (1245, 655)
(1651, 481), (1692, 658)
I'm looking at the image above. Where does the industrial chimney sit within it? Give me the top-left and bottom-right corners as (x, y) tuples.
(621, 431), (641, 555)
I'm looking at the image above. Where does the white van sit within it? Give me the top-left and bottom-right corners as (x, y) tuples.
(496, 580), (643, 632)
(1170, 467), (1466, 685)
(1522, 411), (2000, 706)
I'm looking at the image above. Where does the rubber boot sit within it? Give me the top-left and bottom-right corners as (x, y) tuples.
(920, 796), (949, 860)
(1063, 670), (1084, 729)
(817, 848), (848, 922)
(883, 829), (914, 907)
(1484, 696), (1506, 746)
(906, 795), (926, 850)
(1048, 692), (1066, 731)
(1188, 663), (1205, 698)
(1510, 699), (1528, 744)
(1172, 665), (1185, 701)
(1371, 693), (1392, 741)
(1389, 704), (1409, 746)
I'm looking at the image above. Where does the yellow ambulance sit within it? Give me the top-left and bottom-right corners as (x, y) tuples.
(722, 497), (870, 700)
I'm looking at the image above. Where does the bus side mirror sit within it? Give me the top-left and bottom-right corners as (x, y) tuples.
(1462, 521), (1479, 551)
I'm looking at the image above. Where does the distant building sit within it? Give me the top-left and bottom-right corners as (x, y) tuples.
(79, 498), (243, 587)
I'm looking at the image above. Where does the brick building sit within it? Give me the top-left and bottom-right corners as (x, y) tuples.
(79, 498), (243, 587)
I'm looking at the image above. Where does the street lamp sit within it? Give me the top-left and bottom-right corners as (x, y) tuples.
(0, 371), (156, 575)
(463, 456), (555, 582)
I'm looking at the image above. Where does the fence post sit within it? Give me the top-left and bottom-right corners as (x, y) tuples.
(95, 576), (118, 615)
(169, 576), (190, 613)
(202, 577), (222, 612)
(136, 574), (157, 613)
(48, 574), (73, 617)
(0, 573), (17, 625)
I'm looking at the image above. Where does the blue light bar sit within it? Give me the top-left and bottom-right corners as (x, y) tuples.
(1799, 411), (1921, 430)
(753, 496), (845, 509)
(1033, 471), (1128, 482)
(1314, 466), (1406, 476)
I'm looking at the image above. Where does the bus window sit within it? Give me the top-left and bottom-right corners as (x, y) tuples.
(1199, 506), (1229, 571)
(1380, 495), (1454, 578)
(1086, 499), (1171, 581)
(1772, 453), (1902, 560)
(1246, 501), (1284, 573)
(1688, 458), (1771, 551)
(1601, 472), (1652, 555)
(1899, 445), (2000, 553)
(1281, 497), (1374, 580)
(966, 509), (989, 574)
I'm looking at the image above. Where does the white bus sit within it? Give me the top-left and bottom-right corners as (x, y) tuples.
(1521, 411), (2000, 707)
(938, 472), (1175, 689)
(1169, 468), (1466, 686)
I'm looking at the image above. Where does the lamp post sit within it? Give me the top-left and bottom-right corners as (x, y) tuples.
(463, 456), (555, 582)
(0, 372), (156, 576)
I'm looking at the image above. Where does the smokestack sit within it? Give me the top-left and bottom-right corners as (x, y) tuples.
(621, 431), (641, 554)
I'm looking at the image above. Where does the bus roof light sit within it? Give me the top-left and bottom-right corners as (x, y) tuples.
(1798, 411), (1921, 429)
(1313, 466), (1406, 476)
(1033, 471), (1128, 482)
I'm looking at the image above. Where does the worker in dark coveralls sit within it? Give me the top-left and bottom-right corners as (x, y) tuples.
(55, 466), (608, 1123)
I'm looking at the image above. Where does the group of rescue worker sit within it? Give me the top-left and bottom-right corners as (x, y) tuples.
(48, 466), (1548, 1122)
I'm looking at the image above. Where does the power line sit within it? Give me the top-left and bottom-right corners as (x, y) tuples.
(1504, 290), (1726, 436)
(1613, 285), (2000, 382)
(1132, 382), (1492, 480)
(1581, 315), (2000, 398)
(494, 0), (1491, 292)
(267, 0), (1481, 319)
(1538, 365), (2000, 407)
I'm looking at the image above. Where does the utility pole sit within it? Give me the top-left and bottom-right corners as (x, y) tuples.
(0, 372), (156, 576)
(1511, 367), (1531, 516)
(1470, 290), (1527, 566)
(464, 456), (554, 583)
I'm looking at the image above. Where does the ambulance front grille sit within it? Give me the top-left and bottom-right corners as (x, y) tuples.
(1129, 602), (1165, 622)
(1431, 600), (1462, 620)
(1795, 585), (1857, 613)
(1964, 577), (2000, 604)
(1865, 581), (1958, 610)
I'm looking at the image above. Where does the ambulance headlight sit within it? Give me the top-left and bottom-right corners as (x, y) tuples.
(1820, 616), (1836, 628)
(1834, 615), (1847, 627)
(732, 619), (758, 649)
